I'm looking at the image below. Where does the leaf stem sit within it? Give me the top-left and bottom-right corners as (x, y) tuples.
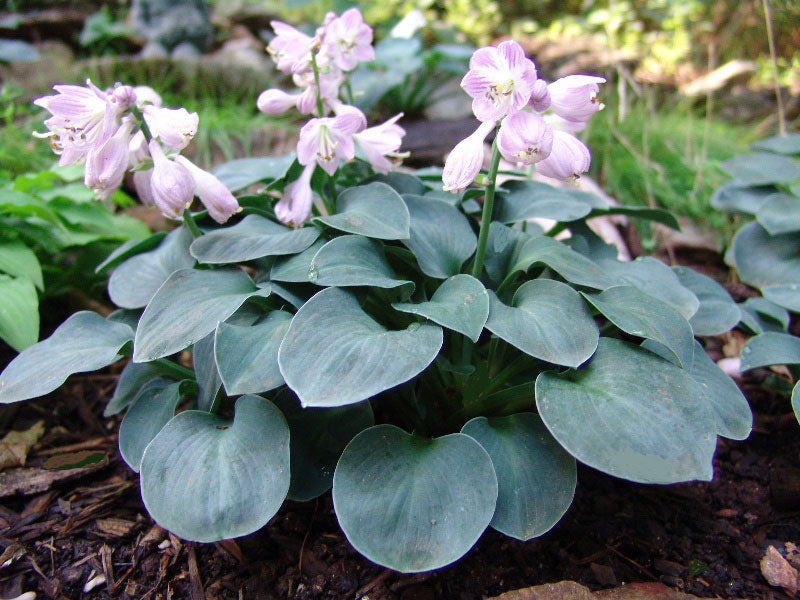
(471, 135), (502, 279)
(182, 211), (202, 238)
(151, 357), (196, 381)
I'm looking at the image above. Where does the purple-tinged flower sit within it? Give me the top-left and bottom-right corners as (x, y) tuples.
(257, 88), (300, 115)
(143, 106), (199, 151)
(543, 113), (586, 134)
(133, 85), (162, 107)
(528, 79), (551, 112)
(174, 156), (242, 224)
(535, 130), (591, 181)
(110, 85), (137, 111)
(268, 20), (315, 74)
(354, 113), (407, 173)
(460, 40), (537, 122)
(148, 140), (194, 219)
(442, 120), (496, 193)
(133, 169), (155, 206)
(128, 130), (149, 168)
(275, 163), (315, 226)
(322, 8), (375, 71)
(497, 111), (553, 165)
(297, 109), (365, 175)
(292, 67), (344, 115)
(547, 75), (605, 122)
(85, 117), (135, 200)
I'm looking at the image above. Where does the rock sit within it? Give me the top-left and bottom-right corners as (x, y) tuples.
(760, 545), (799, 595)
(653, 559), (685, 577)
(489, 581), (595, 600)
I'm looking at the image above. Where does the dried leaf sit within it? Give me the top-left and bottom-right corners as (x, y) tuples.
(0, 421), (44, 469)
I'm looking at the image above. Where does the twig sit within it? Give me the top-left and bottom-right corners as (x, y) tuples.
(355, 570), (392, 599)
(605, 544), (658, 580)
(35, 435), (117, 456)
(762, 0), (786, 135)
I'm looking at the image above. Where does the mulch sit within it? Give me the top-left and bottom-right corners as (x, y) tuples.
(0, 247), (798, 600)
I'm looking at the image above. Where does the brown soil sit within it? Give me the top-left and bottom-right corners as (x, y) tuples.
(0, 251), (798, 600)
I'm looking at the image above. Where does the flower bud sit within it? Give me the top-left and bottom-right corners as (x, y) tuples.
(133, 168), (155, 206)
(128, 130), (150, 168)
(84, 118), (134, 199)
(257, 88), (298, 115)
(528, 79), (551, 112)
(497, 110), (553, 165)
(133, 85), (162, 107)
(442, 120), (496, 193)
(148, 140), (195, 219)
(111, 85), (137, 111)
(143, 106), (199, 150)
(547, 75), (605, 122)
(174, 156), (241, 224)
(535, 130), (591, 181)
(275, 163), (315, 226)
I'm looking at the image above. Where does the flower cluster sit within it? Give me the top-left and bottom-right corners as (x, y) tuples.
(34, 81), (241, 223)
(257, 9), (407, 226)
(442, 40), (605, 192)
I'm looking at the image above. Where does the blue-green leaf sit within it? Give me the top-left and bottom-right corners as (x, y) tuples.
(672, 266), (740, 336)
(720, 152), (800, 185)
(494, 180), (591, 224)
(740, 332), (800, 371)
(763, 284), (800, 313)
(104, 361), (163, 417)
(269, 239), (326, 283)
(193, 333), (221, 412)
(731, 222), (800, 289)
(314, 182), (410, 239)
(309, 235), (412, 290)
(510, 235), (615, 289)
(756, 193), (800, 235)
(212, 155), (296, 192)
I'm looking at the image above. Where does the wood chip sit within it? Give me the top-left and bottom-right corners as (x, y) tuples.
(0, 464), (104, 498)
(95, 517), (135, 537)
(187, 545), (206, 600)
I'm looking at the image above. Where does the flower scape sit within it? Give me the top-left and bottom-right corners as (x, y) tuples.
(0, 9), (753, 573)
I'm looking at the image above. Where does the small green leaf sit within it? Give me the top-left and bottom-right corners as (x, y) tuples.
(0, 276), (38, 351)
(133, 268), (270, 362)
(731, 222), (800, 289)
(461, 413), (576, 541)
(273, 391), (374, 502)
(486, 280), (598, 368)
(189, 215), (321, 263)
(392, 274), (488, 342)
(720, 152), (800, 185)
(0, 240), (43, 290)
(757, 193), (800, 235)
(494, 180), (591, 224)
(333, 425), (497, 573)
(278, 287), (442, 407)
(672, 266), (740, 336)
(536, 338), (716, 484)
(140, 395), (290, 542)
(400, 194), (477, 278)
(0, 312), (132, 403)
(309, 235), (413, 290)
(108, 227), (195, 309)
(740, 332), (800, 371)
(314, 182), (410, 239)
(582, 285), (694, 368)
(104, 361), (163, 417)
(763, 284), (800, 313)
(119, 379), (183, 472)
(214, 311), (292, 395)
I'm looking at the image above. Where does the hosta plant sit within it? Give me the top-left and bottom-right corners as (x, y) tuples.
(0, 12), (754, 573)
(713, 133), (800, 420)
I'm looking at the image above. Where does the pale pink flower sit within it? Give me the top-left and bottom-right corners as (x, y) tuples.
(297, 110), (365, 175)
(354, 113), (407, 173)
(268, 20), (315, 74)
(543, 113), (587, 134)
(133, 86), (162, 107)
(257, 88), (300, 115)
(547, 75), (605, 122)
(497, 111), (553, 165)
(110, 85), (137, 111)
(442, 120), (497, 193)
(460, 41), (537, 122)
(275, 163), (315, 226)
(292, 67), (344, 115)
(528, 79), (551, 112)
(322, 8), (375, 71)
(174, 156), (242, 224)
(128, 130), (149, 168)
(535, 130), (591, 181)
(143, 106), (199, 151)
(133, 169), (155, 206)
(148, 140), (194, 219)
(84, 117), (135, 200)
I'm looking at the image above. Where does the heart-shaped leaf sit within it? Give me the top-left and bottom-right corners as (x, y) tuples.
(751, 133), (800, 155)
(314, 182), (410, 239)
(582, 285), (694, 368)
(672, 266), (740, 336)
(596, 257), (699, 320)
(763, 284), (800, 313)
(214, 310), (292, 395)
(0, 312), (133, 404)
(309, 235), (412, 290)
(392, 274), (488, 342)
(133, 268), (271, 362)
(757, 193), (800, 235)
(269, 240), (326, 283)
(711, 183), (775, 215)
(105, 361), (164, 417)
(140, 395), (290, 542)
(536, 338), (716, 484)
(278, 287), (442, 407)
(333, 424), (497, 573)
(740, 332), (800, 371)
(0, 276), (38, 351)
(731, 222), (800, 289)
(273, 391), (374, 502)
(193, 333), (221, 412)
(108, 227), (195, 309)
(461, 413), (576, 541)
(720, 152), (800, 185)
(400, 194), (477, 278)
(510, 235), (615, 289)
(189, 215), (321, 264)
(119, 378), (184, 472)
(486, 280), (598, 367)
(494, 180), (591, 224)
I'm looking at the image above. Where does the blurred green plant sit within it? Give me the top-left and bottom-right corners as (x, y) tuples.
(79, 6), (136, 56)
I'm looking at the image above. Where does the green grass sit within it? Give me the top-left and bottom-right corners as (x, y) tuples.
(585, 91), (753, 245)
